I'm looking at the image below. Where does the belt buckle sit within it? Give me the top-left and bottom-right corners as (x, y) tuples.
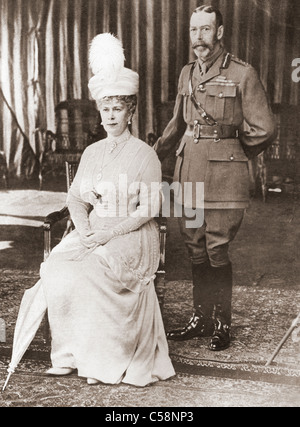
(193, 120), (200, 143)
(213, 127), (220, 143)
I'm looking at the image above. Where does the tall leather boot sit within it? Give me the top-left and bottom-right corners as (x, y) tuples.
(167, 261), (214, 341)
(209, 263), (232, 351)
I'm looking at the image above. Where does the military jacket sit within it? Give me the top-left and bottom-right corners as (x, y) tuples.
(155, 50), (277, 209)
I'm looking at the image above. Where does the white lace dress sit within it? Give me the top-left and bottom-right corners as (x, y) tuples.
(39, 133), (175, 386)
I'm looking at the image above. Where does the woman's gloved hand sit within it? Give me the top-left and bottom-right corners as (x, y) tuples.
(80, 229), (114, 248)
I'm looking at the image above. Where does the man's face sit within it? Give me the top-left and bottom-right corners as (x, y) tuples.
(190, 11), (223, 60)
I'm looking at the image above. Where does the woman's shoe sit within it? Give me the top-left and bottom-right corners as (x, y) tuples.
(46, 367), (74, 376)
(87, 378), (100, 385)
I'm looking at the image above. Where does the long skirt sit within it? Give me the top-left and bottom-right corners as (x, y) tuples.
(40, 224), (175, 387)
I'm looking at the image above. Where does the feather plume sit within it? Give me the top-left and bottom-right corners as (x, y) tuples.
(89, 33), (125, 82)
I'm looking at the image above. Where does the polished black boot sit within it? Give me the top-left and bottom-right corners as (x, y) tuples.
(167, 310), (214, 341)
(209, 314), (231, 351)
(209, 263), (232, 351)
(167, 262), (214, 341)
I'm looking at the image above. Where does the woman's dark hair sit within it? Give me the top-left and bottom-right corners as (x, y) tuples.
(193, 5), (223, 28)
(98, 95), (137, 115)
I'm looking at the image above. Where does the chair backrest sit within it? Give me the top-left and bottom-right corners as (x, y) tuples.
(55, 100), (104, 152)
(65, 161), (79, 190)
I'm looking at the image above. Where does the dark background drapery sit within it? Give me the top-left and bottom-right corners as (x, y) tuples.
(0, 0), (299, 177)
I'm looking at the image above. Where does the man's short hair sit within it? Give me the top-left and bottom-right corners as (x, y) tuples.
(193, 5), (223, 28)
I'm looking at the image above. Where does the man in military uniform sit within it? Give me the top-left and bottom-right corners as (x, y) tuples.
(154, 5), (277, 351)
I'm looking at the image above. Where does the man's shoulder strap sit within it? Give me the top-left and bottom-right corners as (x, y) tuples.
(220, 52), (231, 69)
(229, 54), (251, 68)
(220, 52), (251, 69)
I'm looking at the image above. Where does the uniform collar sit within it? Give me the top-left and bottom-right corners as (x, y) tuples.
(193, 47), (225, 85)
(198, 46), (224, 71)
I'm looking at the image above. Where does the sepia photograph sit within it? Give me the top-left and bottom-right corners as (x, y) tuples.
(0, 0), (299, 410)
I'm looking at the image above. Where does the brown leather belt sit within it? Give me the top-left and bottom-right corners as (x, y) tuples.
(186, 123), (239, 142)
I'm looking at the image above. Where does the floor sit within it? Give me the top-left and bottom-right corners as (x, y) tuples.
(0, 179), (299, 407)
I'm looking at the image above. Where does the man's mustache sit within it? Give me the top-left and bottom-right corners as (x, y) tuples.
(192, 42), (209, 49)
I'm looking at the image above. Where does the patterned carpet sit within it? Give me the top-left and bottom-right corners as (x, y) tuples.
(0, 188), (299, 406)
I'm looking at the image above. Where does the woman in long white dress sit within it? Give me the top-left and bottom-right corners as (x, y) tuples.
(42, 34), (175, 386)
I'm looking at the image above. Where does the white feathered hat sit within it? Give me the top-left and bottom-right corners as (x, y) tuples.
(88, 33), (139, 100)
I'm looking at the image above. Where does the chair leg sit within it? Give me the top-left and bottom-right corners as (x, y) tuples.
(0, 318), (6, 343)
(43, 228), (51, 262)
(42, 228), (51, 344)
(154, 271), (165, 316)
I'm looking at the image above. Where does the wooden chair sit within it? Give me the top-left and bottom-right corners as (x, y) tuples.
(43, 161), (167, 313)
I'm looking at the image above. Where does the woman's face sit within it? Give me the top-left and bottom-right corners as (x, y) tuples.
(99, 98), (131, 138)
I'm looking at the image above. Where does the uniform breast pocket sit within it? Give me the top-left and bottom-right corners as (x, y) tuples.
(205, 84), (237, 123)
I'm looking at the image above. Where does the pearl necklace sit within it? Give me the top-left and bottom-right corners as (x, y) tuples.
(96, 130), (131, 181)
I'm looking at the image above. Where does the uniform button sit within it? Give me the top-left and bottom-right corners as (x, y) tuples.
(219, 92), (224, 98)
(230, 155), (234, 161)
(194, 139), (199, 144)
(198, 84), (206, 92)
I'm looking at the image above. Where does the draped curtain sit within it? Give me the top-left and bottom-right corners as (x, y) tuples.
(0, 0), (299, 176)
